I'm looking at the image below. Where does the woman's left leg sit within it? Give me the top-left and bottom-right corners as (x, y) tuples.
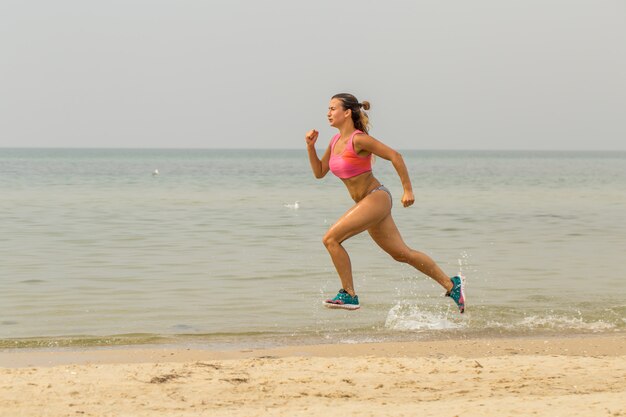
(367, 214), (454, 292)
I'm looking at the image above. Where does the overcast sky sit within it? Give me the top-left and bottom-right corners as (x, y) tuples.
(1, 0), (625, 150)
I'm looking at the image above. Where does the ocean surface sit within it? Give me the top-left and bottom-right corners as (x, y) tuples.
(1, 148), (625, 349)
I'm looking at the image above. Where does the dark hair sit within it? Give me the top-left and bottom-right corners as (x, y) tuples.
(332, 93), (371, 134)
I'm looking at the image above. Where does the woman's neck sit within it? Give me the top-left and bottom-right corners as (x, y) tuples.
(338, 123), (357, 140)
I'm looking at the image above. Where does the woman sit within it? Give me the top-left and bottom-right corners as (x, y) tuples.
(305, 93), (465, 313)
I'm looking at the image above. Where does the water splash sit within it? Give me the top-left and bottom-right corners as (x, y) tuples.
(384, 302), (467, 331)
(457, 251), (470, 275)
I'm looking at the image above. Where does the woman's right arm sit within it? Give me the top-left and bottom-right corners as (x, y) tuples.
(305, 129), (331, 179)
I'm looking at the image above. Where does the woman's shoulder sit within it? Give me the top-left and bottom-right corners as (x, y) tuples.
(352, 131), (375, 145)
(351, 130), (369, 139)
(351, 131), (376, 155)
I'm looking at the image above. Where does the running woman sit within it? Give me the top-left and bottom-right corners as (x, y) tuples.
(305, 93), (465, 313)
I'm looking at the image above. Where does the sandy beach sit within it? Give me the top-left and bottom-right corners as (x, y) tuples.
(1, 334), (625, 417)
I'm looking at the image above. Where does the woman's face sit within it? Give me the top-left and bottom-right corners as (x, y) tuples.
(327, 98), (351, 128)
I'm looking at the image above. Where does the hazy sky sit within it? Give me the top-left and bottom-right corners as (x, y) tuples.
(1, 0), (625, 150)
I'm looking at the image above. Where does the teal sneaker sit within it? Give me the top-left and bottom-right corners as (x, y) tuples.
(323, 289), (360, 310)
(446, 275), (466, 314)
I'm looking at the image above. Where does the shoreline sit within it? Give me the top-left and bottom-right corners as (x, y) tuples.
(1, 333), (624, 368)
(1, 334), (625, 417)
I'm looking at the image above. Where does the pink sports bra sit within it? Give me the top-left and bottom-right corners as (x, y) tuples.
(329, 130), (372, 179)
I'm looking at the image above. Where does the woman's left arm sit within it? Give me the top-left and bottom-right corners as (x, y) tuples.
(354, 134), (415, 207)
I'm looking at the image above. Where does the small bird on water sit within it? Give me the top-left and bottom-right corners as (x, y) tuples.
(284, 201), (300, 210)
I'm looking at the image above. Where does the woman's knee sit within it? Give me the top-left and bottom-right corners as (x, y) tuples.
(389, 250), (410, 263)
(322, 233), (339, 250)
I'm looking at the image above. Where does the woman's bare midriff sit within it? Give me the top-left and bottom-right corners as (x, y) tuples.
(341, 171), (381, 202)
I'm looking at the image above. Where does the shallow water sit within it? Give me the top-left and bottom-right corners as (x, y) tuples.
(1, 148), (625, 348)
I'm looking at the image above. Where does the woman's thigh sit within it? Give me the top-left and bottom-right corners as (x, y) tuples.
(367, 214), (410, 259)
(325, 190), (391, 244)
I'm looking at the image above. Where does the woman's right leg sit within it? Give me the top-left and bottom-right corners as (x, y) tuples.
(323, 190), (391, 296)
(367, 214), (454, 292)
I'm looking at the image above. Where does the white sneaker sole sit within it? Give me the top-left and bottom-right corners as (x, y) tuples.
(323, 301), (360, 310)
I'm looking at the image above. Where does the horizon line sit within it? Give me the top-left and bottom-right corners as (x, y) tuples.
(2, 147), (626, 152)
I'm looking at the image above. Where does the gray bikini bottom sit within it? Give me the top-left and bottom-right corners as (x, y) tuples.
(369, 184), (392, 208)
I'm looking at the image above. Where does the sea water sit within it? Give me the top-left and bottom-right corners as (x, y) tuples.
(1, 148), (625, 349)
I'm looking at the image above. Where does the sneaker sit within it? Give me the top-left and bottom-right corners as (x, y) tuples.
(323, 289), (360, 310)
(446, 275), (466, 313)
